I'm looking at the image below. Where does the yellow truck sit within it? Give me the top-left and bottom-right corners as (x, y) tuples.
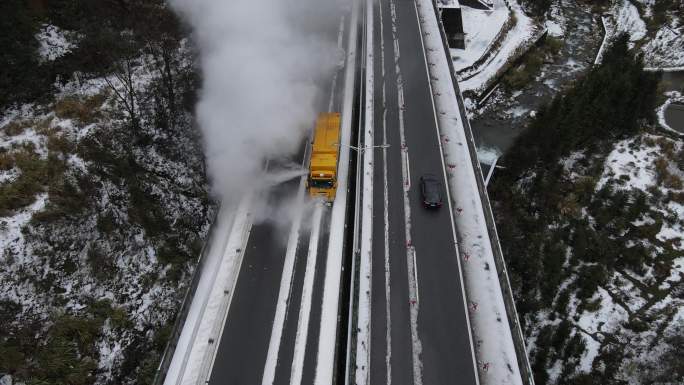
(308, 112), (341, 202)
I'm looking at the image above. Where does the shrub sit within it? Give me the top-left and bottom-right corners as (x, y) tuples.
(128, 184), (169, 238)
(2, 120), (28, 136)
(96, 211), (117, 234)
(87, 243), (116, 281)
(0, 150), (50, 215)
(0, 151), (14, 170)
(563, 333), (586, 361)
(664, 173), (683, 190)
(47, 133), (75, 154)
(54, 93), (104, 125)
(575, 264), (607, 299)
(31, 315), (103, 384)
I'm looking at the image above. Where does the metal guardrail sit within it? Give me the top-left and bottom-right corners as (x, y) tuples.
(427, 2), (535, 384)
(153, 205), (220, 385)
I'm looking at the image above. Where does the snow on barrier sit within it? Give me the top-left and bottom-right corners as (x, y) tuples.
(415, 0), (534, 384)
(152, 206), (221, 385)
(354, 0), (374, 382)
(314, 0), (361, 382)
(161, 197), (254, 385)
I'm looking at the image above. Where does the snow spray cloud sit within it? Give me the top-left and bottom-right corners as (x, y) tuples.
(170, 0), (345, 202)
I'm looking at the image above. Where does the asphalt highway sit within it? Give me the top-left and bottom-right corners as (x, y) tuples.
(369, 0), (478, 384)
(203, 0), (478, 383)
(205, 10), (350, 385)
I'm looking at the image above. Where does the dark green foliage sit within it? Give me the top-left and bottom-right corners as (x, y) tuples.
(490, 36), (665, 382)
(158, 239), (192, 266)
(575, 264), (607, 299)
(96, 210), (117, 234)
(117, 326), (168, 385)
(504, 36), (563, 90)
(520, 0), (553, 16)
(0, 149), (64, 216)
(0, 0), (50, 109)
(533, 325), (555, 384)
(563, 333), (586, 361)
(87, 242), (116, 281)
(0, 2), (208, 384)
(128, 183), (170, 238)
(646, 0), (671, 32)
(551, 320), (572, 354)
(3, 314), (103, 385)
(503, 34), (660, 176)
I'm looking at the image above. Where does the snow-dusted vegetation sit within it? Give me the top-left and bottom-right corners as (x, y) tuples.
(0, 1), (212, 384)
(489, 35), (683, 384)
(596, 0), (684, 68)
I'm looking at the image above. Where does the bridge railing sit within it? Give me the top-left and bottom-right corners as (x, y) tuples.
(152, 205), (220, 385)
(426, 2), (535, 384)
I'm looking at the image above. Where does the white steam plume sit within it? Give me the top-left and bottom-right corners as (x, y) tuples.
(170, 0), (344, 201)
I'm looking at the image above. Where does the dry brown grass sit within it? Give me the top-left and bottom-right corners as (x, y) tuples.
(47, 133), (75, 154)
(54, 93), (106, 125)
(34, 117), (54, 135)
(664, 173), (683, 190)
(0, 151), (15, 171)
(656, 137), (676, 159)
(2, 120), (29, 137)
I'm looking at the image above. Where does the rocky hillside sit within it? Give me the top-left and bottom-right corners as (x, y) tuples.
(0, 1), (213, 384)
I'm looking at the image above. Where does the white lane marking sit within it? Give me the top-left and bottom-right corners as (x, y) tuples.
(378, 2), (392, 383)
(412, 1), (479, 381)
(388, 0), (423, 383)
(290, 204), (324, 385)
(260, 173), (308, 385)
(198, 198), (254, 384)
(355, 0), (375, 382)
(170, 204), (237, 385)
(404, 151), (411, 192)
(263, 9), (348, 383)
(315, 0), (360, 381)
(328, 15), (347, 112)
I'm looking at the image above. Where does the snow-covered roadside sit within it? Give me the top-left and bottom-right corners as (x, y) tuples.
(354, 0), (374, 382)
(415, 0), (527, 383)
(164, 197), (252, 385)
(457, 0), (539, 94)
(314, 0), (360, 382)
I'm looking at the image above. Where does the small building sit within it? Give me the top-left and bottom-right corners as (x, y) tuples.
(438, 0), (466, 49)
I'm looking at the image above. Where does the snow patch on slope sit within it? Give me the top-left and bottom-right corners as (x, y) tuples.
(36, 24), (76, 62)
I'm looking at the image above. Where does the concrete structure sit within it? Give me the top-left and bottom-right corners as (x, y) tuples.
(438, 0), (466, 49)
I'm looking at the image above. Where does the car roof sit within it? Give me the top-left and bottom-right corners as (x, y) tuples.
(422, 173), (439, 181)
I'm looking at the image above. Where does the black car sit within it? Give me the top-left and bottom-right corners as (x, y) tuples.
(420, 174), (443, 208)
